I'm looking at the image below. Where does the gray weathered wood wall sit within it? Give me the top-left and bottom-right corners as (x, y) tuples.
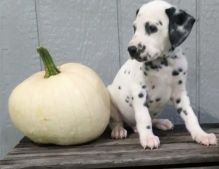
(0, 0), (219, 159)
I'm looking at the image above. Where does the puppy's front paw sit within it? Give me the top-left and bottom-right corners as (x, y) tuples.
(153, 119), (174, 131)
(140, 133), (160, 149)
(111, 126), (127, 139)
(193, 132), (217, 146)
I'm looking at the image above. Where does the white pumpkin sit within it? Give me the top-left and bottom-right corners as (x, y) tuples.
(8, 47), (110, 145)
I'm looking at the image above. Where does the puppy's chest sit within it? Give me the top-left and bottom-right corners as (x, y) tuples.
(142, 58), (173, 111)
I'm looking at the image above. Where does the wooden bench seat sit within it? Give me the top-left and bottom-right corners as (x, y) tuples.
(0, 124), (219, 169)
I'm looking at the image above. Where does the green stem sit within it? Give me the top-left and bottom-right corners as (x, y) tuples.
(37, 47), (61, 78)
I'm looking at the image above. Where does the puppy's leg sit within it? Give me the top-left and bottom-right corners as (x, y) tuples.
(152, 119), (174, 131)
(107, 85), (127, 139)
(132, 85), (160, 149)
(173, 91), (217, 145)
(109, 100), (127, 139)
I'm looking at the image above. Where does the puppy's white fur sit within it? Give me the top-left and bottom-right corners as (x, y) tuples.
(108, 0), (217, 149)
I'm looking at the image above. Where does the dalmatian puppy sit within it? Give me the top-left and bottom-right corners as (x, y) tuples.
(108, 0), (217, 149)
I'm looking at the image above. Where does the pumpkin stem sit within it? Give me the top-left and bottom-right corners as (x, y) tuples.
(37, 47), (61, 78)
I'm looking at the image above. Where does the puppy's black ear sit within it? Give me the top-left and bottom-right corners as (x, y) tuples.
(136, 8), (140, 16)
(166, 7), (196, 48)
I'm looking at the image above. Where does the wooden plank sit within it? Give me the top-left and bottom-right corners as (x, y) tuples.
(118, 0), (197, 124)
(199, 0), (219, 123)
(36, 0), (120, 84)
(1, 145), (219, 169)
(0, 0), (40, 159)
(1, 125), (219, 169)
(10, 125), (219, 151)
(172, 167), (219, 169)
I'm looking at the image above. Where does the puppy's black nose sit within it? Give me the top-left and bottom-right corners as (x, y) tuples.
(128, 46), (138, 57)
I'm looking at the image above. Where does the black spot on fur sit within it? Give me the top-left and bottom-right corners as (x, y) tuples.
(183, 72), (187, 75)
(145, 62), (150, 67)
(178, 68), (183, 72)
(176, 98), (181, 104)
(144, 72), (148, 76)
(156, 98), (161, 102)
(132, 97), (134, 100)
(146, 125), (151, 129)
(136, 8), (140, 16)
(171, 55), (178, 59)
(138, 43), (142, 48)
(129, 104), (133, 107)
(161, 58), (168, 66)
(145, 66), (150, 71)
(142, 85), (146, 89)
(138, 93), (144, 98)
(144, 102), (149, 108)
(169, 47), (174, 52)
(118, 86), (121, 90)
(172, 70), (179, 76)
(139, 45), (146, 53)
(177, 108), (182, 114)
(125, 99), (129, 103)
(159, 21), (163, 25)
(143, 56), (148, 62)
(150, 64), (159, 70)
(152, 85), (155, 89)
(178, 80), (183, 84)
(183, 110), (188, 115)
(133, 25), (136, 33)
(149, 100), (153, 103)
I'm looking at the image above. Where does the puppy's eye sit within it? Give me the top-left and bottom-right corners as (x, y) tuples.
(149, 25), (158, 33)
(145, 22), (158, 35)
(133, 25), (136, 33)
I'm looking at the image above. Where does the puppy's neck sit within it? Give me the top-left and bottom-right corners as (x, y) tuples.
(143, 47), (182, 71)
